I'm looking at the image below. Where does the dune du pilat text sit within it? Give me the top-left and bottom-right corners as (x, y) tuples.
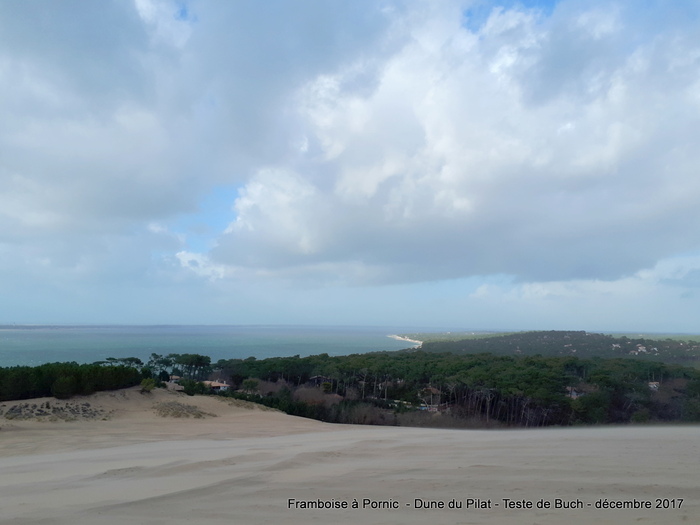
(287, 497), (684, 511)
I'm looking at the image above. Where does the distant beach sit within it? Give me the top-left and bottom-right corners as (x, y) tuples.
(388, 334), (423, 347)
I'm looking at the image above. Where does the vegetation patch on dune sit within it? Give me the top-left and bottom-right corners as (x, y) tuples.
(0, 400), (111, 422)
(153, 401), (216, 419)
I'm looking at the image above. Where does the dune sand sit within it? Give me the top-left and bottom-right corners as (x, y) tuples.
(1, 387), (697, 524)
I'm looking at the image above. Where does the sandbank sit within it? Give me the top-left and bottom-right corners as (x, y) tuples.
(388, 334), (423, 347)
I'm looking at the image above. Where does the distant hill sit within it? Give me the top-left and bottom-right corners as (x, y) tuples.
(412, 330), (700, 367)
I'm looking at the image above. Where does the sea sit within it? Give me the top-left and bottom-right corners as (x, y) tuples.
(0, 325), (420, 368)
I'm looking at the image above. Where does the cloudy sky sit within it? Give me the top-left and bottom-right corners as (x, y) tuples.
(2, 0), (700, 332)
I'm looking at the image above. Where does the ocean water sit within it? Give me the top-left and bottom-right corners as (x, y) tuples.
(0, 325), (418, 368)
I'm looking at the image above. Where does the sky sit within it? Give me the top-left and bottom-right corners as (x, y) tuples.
(2, 0), (700, 332)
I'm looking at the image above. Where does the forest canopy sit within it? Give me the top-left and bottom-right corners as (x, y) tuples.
(412, 330), (700, 366)
(0, 362), (143, 401)
(215, 341), (700, 427)
(3, 331), (700, 428)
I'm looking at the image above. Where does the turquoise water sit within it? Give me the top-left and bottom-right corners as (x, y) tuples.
(0, 325), (417, 367)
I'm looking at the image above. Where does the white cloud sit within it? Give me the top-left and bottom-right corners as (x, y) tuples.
(2, 0), (700, 328)
(219, 168), (331, 263)
(175, 251), (227, 281)
(204, 1), (700, 288)
(134, 0), (192, 49)
(466, 251), (700, 324)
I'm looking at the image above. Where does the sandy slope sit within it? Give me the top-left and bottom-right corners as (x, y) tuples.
(1, 387), (698, 524)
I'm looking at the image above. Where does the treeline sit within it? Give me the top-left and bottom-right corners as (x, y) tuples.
(144, 353), (212, 381)
(215, 351), (700, 426)
(0, 352), (216, 403)
(0, 362), (143, 401)
(226, 389), (397, 426)
(418, 330), (700, 366)
(5, 344), (700, 428)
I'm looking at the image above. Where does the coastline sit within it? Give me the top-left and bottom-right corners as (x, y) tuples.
(388, 334), (423, 347)
(0, 326), (415, 368)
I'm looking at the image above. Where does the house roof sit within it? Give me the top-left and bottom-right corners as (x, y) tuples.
(202, 381), (229, 388)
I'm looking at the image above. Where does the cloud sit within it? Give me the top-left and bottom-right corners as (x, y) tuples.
(463, 253), (700, 332)
(0, 1), (392, 285)
(0, 0), (193, 243)
(2, 0), (700, 327)
(0, 0), (394, 232)
(206, 1), (700, 287)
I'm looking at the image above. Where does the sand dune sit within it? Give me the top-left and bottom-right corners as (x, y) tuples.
(1, 387), (698, 524)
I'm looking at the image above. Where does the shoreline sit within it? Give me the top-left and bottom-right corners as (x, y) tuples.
(388, 334), (423, 347)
